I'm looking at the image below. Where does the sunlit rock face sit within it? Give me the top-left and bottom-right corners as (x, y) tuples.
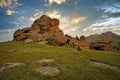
(13, 15), (89, 49)
(79, 35), (89, 49)
(14, 15), (67, 46)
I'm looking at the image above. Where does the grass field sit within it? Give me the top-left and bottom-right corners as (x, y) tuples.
(0, 41), (120, 80)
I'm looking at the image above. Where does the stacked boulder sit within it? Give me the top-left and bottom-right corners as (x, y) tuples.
(14, 15), (89, 49)
(14, 15), (67, 45)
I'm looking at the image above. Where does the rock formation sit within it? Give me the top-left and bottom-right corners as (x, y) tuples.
(13, 15), (89, 49)
(79, 35), (89, 49)
(89, 39), (113, 51)
(14, 15), (67, 45)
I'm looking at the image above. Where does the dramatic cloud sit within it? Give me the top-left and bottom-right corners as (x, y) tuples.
(0, 0), (21, 15)
(6, 9), (17, 15)
(0, 0), (12, 7)
(47, 0), (66, 6)
(28, 10), (43, 22)
(60, 16), (85, 35)
(83, 17), (120, 34)
(47, 10), (61, 18)
(71, 17), (85, 24)
(29, 17), (37, 22)
(0, 0), (21, 8)
(96, 2), (120, 14)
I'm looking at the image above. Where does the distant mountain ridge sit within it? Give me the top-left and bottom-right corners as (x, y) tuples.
(86, 31), (120, 43)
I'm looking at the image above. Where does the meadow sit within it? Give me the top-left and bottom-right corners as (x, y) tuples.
(0, 41), (120, 80)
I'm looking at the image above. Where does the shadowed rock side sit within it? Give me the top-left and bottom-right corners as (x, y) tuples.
(14, 15), (89, 49)
(89, 39), (113, 51)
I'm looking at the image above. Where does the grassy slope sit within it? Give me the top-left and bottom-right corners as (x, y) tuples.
(0, 41), (120, 80)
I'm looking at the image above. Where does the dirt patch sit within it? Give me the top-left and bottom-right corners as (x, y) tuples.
(90, 61), (120, 72)
(37, 59), (54, 66)
(23, 49), (32, 52)
(38, 41), (48, 45)
(37, 66), (60, 76)
(7, 49), (16, 53)
(0, 62), (25, 72)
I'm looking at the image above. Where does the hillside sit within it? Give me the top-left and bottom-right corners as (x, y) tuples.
(0, 41), (120, 80)
(87, 31), (120, 43)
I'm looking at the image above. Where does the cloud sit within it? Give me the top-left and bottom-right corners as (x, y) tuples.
(47, 10), (61, 18)
(0, 33), (13, 42)
(0, 0), (12, 7)
(83, 17), (120, 35)
(0, 0), (21, 8)
(71, 17), (85, 24)
(0, 29), (14, 42)
(6, 9), (17, 15)
(19, 16), (25, 19)
(96, 2), (120, 14)
(33, 9), (44, 17)
(47, 0), (66, 6)
(60, 16), (85, 35)
(0, 0), (21, 15)
(74, 1), (78, 5)
(64, 26), (80, 33)
(28, 10), (44, 22)
(29, 17), (37, 22)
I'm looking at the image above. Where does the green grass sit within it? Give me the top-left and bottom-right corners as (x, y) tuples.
(0, 41), (120, 80)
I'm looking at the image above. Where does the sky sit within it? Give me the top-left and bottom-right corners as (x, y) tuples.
(0, 0), (120, 42)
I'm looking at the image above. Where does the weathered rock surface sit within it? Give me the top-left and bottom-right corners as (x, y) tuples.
(37, 66), (60, 76)
(90, 61), (120, 72)
(90, 39), (113, 51)
(37, 59), (54, 65)
(0, 62), (25, 72)
(48, 31), (67, 46)
(24, 39), (33, 43)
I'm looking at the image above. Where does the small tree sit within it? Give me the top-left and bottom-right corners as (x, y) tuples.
(77, 46), (81, 51)
(76, 36), (79, 40)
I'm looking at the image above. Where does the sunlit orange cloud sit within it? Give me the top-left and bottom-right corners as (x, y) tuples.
(71, 17), (86, 24)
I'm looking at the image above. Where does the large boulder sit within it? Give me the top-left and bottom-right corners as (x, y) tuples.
(34, 15), (51, 26)
(13, 15), (63, 43)
(79, 35), (89, 49)
(50, 18), (59, 26)
(48, 31), (67, 46)
(90, 39), (113, 51)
